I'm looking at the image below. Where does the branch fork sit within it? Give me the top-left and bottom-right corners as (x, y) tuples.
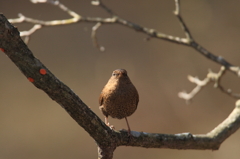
(2, 0), (240, 158)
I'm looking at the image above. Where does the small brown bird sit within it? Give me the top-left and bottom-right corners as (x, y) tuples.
(99, 69), (139, 136)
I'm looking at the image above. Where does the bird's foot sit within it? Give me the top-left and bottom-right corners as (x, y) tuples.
(109, 125), (115, 130)
(106, 122), (115, 130)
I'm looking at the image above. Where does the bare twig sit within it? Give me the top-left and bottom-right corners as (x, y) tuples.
(178, 76), (210, 102)
(179, 67), (240, 102)
(91, 22), (105, 51)
(92, 0), (115, 16)
(8, 0), (240, 75)
(172, 0), (235, 74)
(20, 24), (41, 36)
(173, 0), (193, 42)
(9, 0), (80, 42)
(20, 24), (42, 43)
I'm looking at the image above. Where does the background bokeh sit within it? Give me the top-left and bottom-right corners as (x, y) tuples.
(1, 0), (240, 159)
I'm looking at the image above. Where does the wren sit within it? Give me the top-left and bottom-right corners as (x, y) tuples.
(99, 69), (139, 136)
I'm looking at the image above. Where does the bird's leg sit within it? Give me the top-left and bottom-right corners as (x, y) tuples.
(105, 116), (115, 130)
(124, 117), (132, 136)
(104, 116), (110, 126)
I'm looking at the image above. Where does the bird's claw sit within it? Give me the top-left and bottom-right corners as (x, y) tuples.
(106, 122), (115, 130)
(109, 125), (115, 130)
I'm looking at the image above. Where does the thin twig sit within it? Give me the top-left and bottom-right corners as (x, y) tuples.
(178, 76), (210, 103)
(179, 67), (240, 102)
(20, 24), (42, 43)
(9, 0), (81, 39)
(8, 0), (240, 102)
(173, 0), (193, 41)
(8, 0), (239, 75)
(92, 0), (115, 16)
(91, 22), (105, 51)
(20, 24), (41, 36)
(8, 0), (240, 101)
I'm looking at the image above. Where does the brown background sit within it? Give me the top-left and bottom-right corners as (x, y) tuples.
(1, 0), (240, 159)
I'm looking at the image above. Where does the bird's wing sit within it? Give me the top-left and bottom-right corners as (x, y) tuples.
(135, 88), (139, 108)
(136, 93), (139, 107)
(99, 92), (104, 106)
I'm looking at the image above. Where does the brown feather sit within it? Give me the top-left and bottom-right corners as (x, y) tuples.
(99, 69), (139, 119)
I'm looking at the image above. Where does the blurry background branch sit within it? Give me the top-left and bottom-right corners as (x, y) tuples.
(8, 0), (240, 76)
(179, 66), (240, 103)
(20, 24), (42, 43)
(8, 0), (240, 102)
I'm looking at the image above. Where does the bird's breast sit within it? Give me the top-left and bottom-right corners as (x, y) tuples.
(101, 83), (138, 119)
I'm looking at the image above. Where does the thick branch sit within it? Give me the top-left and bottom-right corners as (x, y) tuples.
(0, 13), (113, 147)
(117, 99), (240, 150)
(98, 144), (116, 159)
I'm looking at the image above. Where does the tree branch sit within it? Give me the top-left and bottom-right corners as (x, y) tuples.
(117, 99), (240, 150)
(0, 12), (113, 149)
(8, 0), (240, 75)
(91, 22), (105, 51)
(179, 66), (240, 102)
(20, 24), (42, 43)
(2, 12), (240, 158)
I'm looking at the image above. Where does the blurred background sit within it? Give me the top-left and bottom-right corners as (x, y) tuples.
(1, 0), (240, 159)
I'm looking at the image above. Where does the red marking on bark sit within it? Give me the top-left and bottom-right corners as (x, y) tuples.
(0, 48), (5, 52)
(39, 68), (47, 75)
(28, 77), (34, 82)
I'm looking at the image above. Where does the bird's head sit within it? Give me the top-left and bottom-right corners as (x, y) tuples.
(111, 69), (128, 80)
